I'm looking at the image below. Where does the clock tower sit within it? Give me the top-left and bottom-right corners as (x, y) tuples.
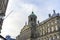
(28, 12), (37, 40)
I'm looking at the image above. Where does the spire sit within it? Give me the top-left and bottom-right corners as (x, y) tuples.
(52, 10), (56, 17)
(28, 11), (37, 18)
(57, 13), (59, 16)
(31, 11), (35, 15)
(53, 10), (56, 14)
(25, 22), (27, 25)
(32, 11), (34, 14)
(48, 14), (51, 17)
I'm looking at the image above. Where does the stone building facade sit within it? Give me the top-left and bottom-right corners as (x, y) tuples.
(16, 10), (60, 40)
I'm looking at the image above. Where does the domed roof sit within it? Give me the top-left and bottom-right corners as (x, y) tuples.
(29, 11), (37, 18)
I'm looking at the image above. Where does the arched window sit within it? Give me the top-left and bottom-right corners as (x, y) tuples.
(55, 25), (58, 31)
(48, 28), (50, 33)
(31, 18), (33, 21)
(51, 27), (54, 32)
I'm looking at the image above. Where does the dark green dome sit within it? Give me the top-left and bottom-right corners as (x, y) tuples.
(29, 11), (37, 18)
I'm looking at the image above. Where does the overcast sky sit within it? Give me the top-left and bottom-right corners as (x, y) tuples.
(1, 0), (60, 39)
